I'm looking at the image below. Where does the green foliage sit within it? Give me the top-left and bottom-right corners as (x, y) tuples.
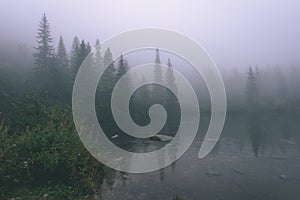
(0, 110), (106, 199)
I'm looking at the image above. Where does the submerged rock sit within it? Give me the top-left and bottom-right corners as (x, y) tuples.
(111, 134), (119, 139)
(279, 174), (288, 180)
(207, 170), (222, 177)
(232, 168), (244, 175)
(149, 134), (174, 142)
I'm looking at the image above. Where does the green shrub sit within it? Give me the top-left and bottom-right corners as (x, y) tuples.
(0, 109), (106, 198)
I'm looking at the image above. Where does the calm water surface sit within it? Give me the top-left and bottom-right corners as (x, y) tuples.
(97, 115), (300, 200)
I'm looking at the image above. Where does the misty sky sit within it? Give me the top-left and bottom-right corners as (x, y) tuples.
(0, 0), (299, 68)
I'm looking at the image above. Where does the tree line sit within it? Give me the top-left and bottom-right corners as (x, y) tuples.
(0, 13), (300, 131)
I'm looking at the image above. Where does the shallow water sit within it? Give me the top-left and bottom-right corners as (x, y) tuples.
(98, 115), (300, 200)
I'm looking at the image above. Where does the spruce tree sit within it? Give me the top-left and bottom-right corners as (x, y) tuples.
(96, 48), (116, 124)
(103, 48), (114, 70)
(152, 48), (166, 102)
(70, 36), (80, 73)
(94, 39), (103, 68)
(86, 42), (92, 55)
(56, 36), (69, 71)
(165, 58), (178, 132)
(33, 13), (54, 71)
(72, 40), (91, 74)
(78, 40), (87, 67)
(115, 54), (131, 92)
(101, 48), (116, 91)
(116, 54), (127, 80)
(165, 58), (177, 94)
(154, 48), (163, 83)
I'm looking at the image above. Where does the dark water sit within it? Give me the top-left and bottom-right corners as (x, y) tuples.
(98, 115), (300, 200)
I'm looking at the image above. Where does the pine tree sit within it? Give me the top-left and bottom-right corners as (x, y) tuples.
(124, 59), (132, 89)
(94, 39), (103, 68)
(165, 58), (177, 94)
(165, 58), (178, 132)
(100, 48), (116, 90)
(154, 48), (163, 83)
(78, 40), (87, 65)
(116, 54), (127, 80)
(72, 40), (91, 74)
(56, 36), (69, 71)
(70, 36), (80, 73)
(100, 48), (116, 91)
(86, 42), (92, 55)
(103, 47), (114, 70)
(33, 13), (54, 71)
(96, 48), (116, 123)
(152, 48), (166, 103)
(116, 54), (131, 91)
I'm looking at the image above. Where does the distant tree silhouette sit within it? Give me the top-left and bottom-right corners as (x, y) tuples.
(33, 14), (65, 103)
(152, 48), (167, 103)
(70, 36), (80, 74)
(103, 47), (114, 70)
(116, 54), (127, 79)
(79, 40), (88, 63)
(246, 66), (258, 112)
(116, 54), (131, 93)
(95, 48), (116, 124)
(94, 39), (103, 68)
(154, 48), (163, 83)
(71, 40), (91, 75)
(33, 13), (54, 72)
(99, 47), (116, 98)
(165, 58), (177, 94)
(56, 36), (69, 71)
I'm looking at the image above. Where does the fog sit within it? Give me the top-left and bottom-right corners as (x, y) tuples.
(1, 1), (300, 199)
(0, 0), (299, 69)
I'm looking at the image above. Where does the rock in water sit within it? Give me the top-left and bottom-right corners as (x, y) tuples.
(232, 168), (244, 175)
(279, 174), (288, 180)
(207, 170), (222, 177)
(111, 134), (119, 139)
(149, 134), (174, 142)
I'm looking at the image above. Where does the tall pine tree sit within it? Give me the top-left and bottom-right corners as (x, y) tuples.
(116, 54), (127, 80)
(70, 36), (80, 74)
(72, 40), (91, 75)
(56, 36), (69, 71)
(165, 58), (178, 132)
(165, 58), (177, 94)
(103, 48), (114, 70)
(154, 48), (163, 83)
(116, 54), (131, 94)
(96, 48), (116, 125)
(33, 13), (54, 72)
(152, 48), (165, 102)
(94, 39), (103, 68)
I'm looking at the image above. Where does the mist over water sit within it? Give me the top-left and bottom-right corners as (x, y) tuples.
(0, 0), (299, 68)
(0, 1), (300, 199)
